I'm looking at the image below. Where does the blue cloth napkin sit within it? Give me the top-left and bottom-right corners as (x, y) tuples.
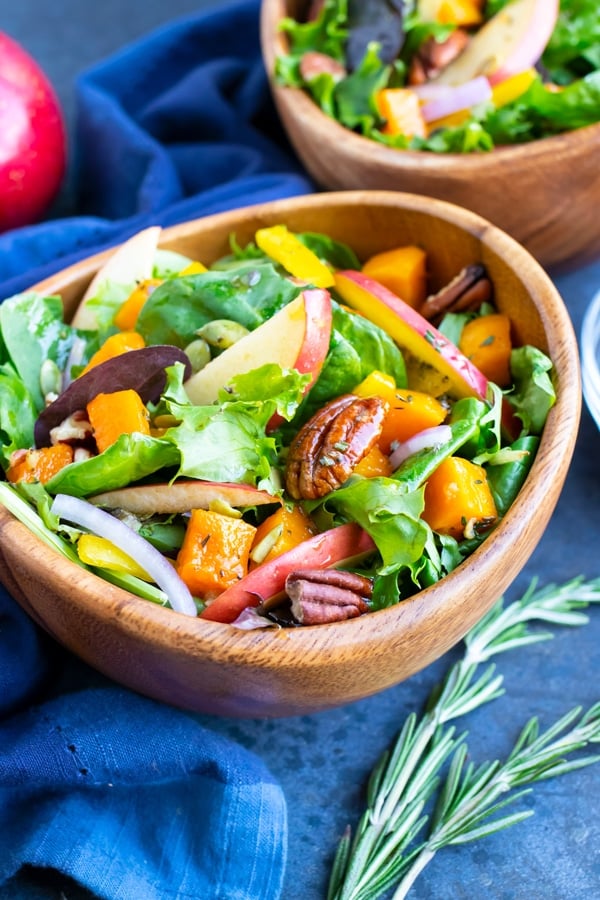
(0, 0), (311, 896)
(0, 0), (312, 301)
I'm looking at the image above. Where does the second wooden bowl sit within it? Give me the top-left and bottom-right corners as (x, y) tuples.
(260, 0), (600, 272)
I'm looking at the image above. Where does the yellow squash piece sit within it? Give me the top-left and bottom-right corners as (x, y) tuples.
(255, 224), (335, 288)
(77, 534), (153, 581)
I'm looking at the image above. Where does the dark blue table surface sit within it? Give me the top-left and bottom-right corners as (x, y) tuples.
(2, 2), (600, 898)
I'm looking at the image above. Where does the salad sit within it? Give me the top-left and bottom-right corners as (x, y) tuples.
(0, 223), (555, 627)
(275, 0), (600, 153)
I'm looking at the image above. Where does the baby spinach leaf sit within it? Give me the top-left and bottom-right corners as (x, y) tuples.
(136, 263), (300, 347)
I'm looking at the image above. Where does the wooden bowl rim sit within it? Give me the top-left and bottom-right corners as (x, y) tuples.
(2, 190), (581, 669)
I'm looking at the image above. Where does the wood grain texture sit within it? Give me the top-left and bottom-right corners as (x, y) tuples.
(260, 0), (600, 272)
(0, 191), (581, 717)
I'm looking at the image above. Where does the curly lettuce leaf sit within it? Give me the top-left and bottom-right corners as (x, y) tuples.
(278, 0), (348, 62)
(0, 292), (78, 410)
(0, 363), (38, 464)
(45, 433), (180, 497)
(543, 0), (600, 81)
(509, 345), (556, 435)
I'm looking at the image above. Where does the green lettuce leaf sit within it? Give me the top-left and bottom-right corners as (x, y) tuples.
(0, 292), (78, 410)
(45, 433), (180, 497)
(509, 345), (556, 434)
(136, 263), (300, 347)
(0, 363), (38, 464)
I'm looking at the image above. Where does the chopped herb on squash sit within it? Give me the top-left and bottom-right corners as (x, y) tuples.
(459, 313), (512, 387)
(176, 508), (257, 595)
(7, 444), (74, 484)
(250, 505), (316, 568)
(362, 245), (428, 309)
(86, 389), (151, 453)
(422, 455), (497, 540)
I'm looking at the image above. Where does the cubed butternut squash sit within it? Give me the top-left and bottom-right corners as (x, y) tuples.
(362, 245), (428, 309)
(353, 370), (447, 453)
(249, 505), (317, 568)
(114, 278), (162, 331)
(459, 313), (512, 387)
(423, 456), (497, 540)
(80, 330), (146, 376)
(376, 88), (427, 139)
(176, 508), (257, 595)
(437, 0), (484, 26)
(86, 389), (151, 453)
(7, 444), (74, 484)
(353, 445), (393, 478)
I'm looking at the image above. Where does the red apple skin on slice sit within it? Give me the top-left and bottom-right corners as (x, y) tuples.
(184, 288), (333, 428)
(71, 226), (162, 330)
(334, 270), (489, 399)
(89, 481), (279, 515)
(434, 0), (559, 87)
(199, 523), (375, 624)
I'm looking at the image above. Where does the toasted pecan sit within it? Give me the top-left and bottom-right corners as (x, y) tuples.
(285, 394), (389, 500)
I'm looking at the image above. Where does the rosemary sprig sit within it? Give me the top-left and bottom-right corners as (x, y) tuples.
(327, 576), (600, 900)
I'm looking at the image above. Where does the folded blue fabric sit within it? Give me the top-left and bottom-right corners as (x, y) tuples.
(0, 0), (312, 301)
(0, 0), (308, 896)
(0, 688), (287, 900)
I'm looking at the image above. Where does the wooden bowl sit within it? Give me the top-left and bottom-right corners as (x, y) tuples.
(260, 0), (600, 272)
(0, 191), (581, 717)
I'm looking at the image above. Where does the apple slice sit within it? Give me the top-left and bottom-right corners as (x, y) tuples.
(71, 226), (162, 330)
(184, 288), (332, 418)
(433, 0), (558, 87)
(89, 480), (279, 515)
(199, 523), (375, 623)
(334, 270), (488, 399)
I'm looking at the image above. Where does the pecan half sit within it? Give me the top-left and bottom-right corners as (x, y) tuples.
(408, 30), (469, 85)
(286, 569), (373, 625)
(285, 394), (389, 500)
(419, 264), (493, 323)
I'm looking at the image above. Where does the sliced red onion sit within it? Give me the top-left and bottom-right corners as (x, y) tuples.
(421, 76), (492, 124)
(50, 493), (197, 617)
(412, 82), (454, 102)
(230, 606), (277, 630)
(389, 425), (453, 470)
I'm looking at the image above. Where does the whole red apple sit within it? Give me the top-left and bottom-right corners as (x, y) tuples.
(0, 31), (66, 232)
